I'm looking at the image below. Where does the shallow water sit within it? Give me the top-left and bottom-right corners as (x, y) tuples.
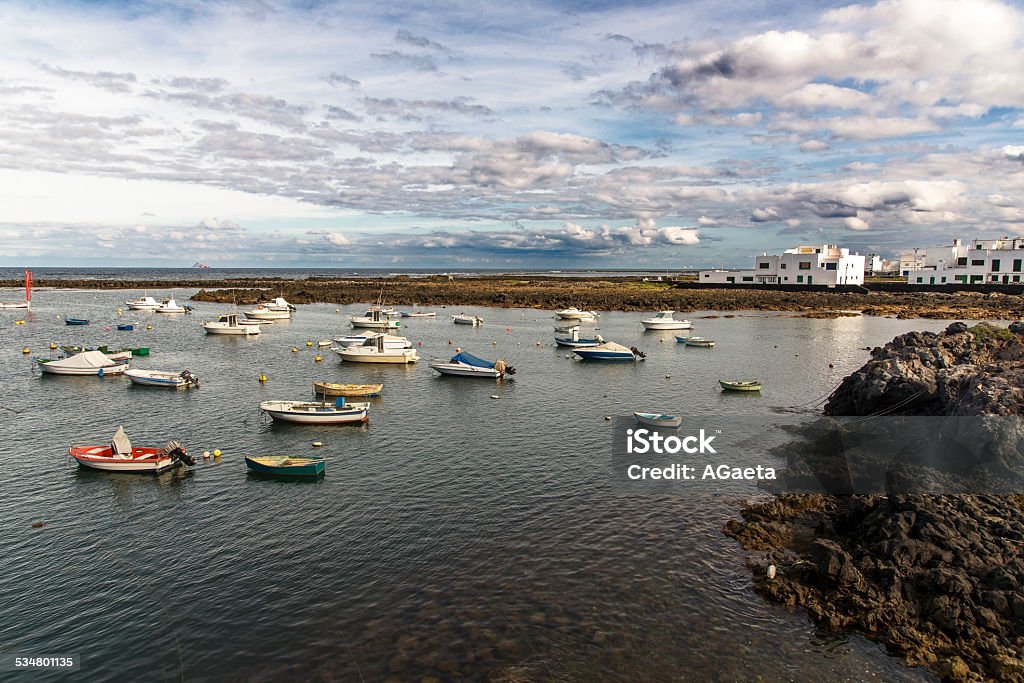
(0, 289), (962, 681)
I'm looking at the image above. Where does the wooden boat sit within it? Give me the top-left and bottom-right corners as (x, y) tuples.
(125, 369), (199, 388)
(679, 336), (715, 347)
(556, 307), (599, 321)
(259, 399), (369, 424)
(452, 313), (483, 325)
(312, 381), (383, 397)
(38, 351), (128, 376)
(69, 427), (193, 473)
(719, 380), (761, 392)
(554, 327), (602, 348)
(65, 318), (89, 325)
(245, 455), (325, 477)
(125, 295), (160, 310)
(203, 313), (260, 335)
(155, 298), (189, 314)
(0, 268), (32, 309)
(641, 310), (693, 330)
(573, 342), (645, 361)
(430, 352), (515, 378)
(633, 412), (683, 428)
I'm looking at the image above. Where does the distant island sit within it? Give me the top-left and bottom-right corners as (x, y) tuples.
(192, 262), (211, 268)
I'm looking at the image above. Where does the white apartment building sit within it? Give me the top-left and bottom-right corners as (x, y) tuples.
(902, 238), (1024, 285)
(700, 244), (866, 287)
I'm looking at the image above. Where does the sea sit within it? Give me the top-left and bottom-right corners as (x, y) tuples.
(0, 281), (967, 682)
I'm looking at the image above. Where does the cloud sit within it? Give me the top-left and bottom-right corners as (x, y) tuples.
(370, 51), (440, 72)
(697, 215), (719, 226)
(799, 139), (829, 152)
(844, 216), (870, 230)
(326, 73), (360, 88)
(750, 207), (780, 222)
(395, 29), (453, 54)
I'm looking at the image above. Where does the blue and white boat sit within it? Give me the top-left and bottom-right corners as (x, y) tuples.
(554, 327), (602, 348)
(125, 369), (199, 388)
(572, 342), (645, 361)
(429, 351), (515, 378)
(633, 412), (682, 428)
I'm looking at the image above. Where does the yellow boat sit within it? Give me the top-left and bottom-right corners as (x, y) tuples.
(312, 381), (384, 398)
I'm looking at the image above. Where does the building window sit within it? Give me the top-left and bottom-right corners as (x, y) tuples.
(1015, 275), (1021, 283)
(957, 257), (968, 266)
(991, 275), (999, 282)
(1014, 259), (1022, 273)
(825, 262), (838, 271)
(758, 262), (770, 269)
(992, 259), (1001, 272)
(780, 263), (786, 269)
(798, 262), (811, 270)
(972, 259), (985, 266)
(726, 277), (735, 283)
(971, 275), (983, 283)
(796, 275), (804, 283)
(941, 277), (947, 283)
(956, 275), (967, 283)
(742, 276), (754, 282)
(916, 277), (923, 283)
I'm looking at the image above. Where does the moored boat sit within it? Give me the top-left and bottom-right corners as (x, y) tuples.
(350, 309), (400, 329)
(719, 380), (761, 392)
(69, 427), (193, 473)
(334, 331), (411, 349)
(633, 412), (683, 428)
(262, 297), (296, 312)
(311, 381), (383, 398)
(259, 399), (369, 423)
(117, 324), (134, 331)
(679, 336), (715, 347)
(556, 307), (599, 321)
(38, 350), (128, 376)
(60, 345), (133, 362)
(125, 295), (160, 310)
(125, 368), (199, 388)
(155, 298), (189, 314)
(641, 310), (693, 330)
(452, 313), (483, 326)
(0, 268), (32, 309)
(554, 326), (602, 348)
(400, 310), (436, 318)
(429, 352), (515, 378)
(572, 342), (645, 361)
(65, 318), (89, 325)
(245, 304), (290, 321)
(245, 455), (325, 477)
(336, 346), (418, 363)
(203, 313), (260, 335)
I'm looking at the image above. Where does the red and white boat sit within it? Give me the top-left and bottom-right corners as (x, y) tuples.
(69, 427), (194, 473)
(0, 268), (31, 310)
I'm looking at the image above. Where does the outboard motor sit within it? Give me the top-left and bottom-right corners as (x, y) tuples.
(180, 369), (200, 386)
(630, 346), (646, 359)
(163, 440), (195, 466)
(506, 365), (516, 375)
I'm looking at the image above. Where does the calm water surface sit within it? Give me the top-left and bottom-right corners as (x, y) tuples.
(0, 288), (967, 682)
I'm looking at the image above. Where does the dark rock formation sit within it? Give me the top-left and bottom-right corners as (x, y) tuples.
(727, 322), (1024, 682)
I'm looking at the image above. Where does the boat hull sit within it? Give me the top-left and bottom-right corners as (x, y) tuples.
(312, 382), (383, 397)
(64, 319), (89, 325)
(0, 302), (29, 309)
(554, 337), (600, 347)
(679, 338), (715, 347)
(633, 412), (683, 428)
(125, 370), (193, 388)
(203, 323), (260, 335)
(719, 381), (761, 392)
(350, 318), (400, 329)
(336, 349), (418, 363)
(39, 362), (128, 376)
(260, 402), (369, 423)
(429, 363), (501, 378)
(245, 310), (290, 320)
(400, 312), (436, 317)
(245, 456), (325, 477)
(642, 321), (693, 330)
(69, 445), (178, 473)
(572, 350), (636, 360)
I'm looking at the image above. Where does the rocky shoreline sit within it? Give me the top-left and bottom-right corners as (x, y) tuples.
(4, 275), (1023, 319)
(726, 322), (1024, 681)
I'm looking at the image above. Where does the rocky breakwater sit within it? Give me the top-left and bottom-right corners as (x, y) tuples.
(726, 322), (1024, 681)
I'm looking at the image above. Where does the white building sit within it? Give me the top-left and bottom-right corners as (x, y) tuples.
(902, 238), (1024, 285)
(700, 244), (866, 287)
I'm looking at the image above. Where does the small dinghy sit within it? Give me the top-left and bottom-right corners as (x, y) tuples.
(312, 381), (383, 397)
(572, 342), (645, 361)
(633, 412), (682, 428)
(245, 455), (325, 477)
(117, 324), (134, 331)
(317, 340), (333, 347)
(719, 380), (761, 392)
(400, 310), (436, 318)
(65, 317), (89, 325)
(203, 313), (260, 335)
(69, 427), (194, 473)
(678, 336), (715, 347)
(245, 304), (290, 321)
(350, 309), (400, 329)
(554, 327), (602, 348)
(452, 313), (483, 326)
(125, 368), (199, 388)
(556, 307), (599, 321)
(38, 350), (129, 376)
(259, 398), (369, 424)
(429, 351), (515, 378)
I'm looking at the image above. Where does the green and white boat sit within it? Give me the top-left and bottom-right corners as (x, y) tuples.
(719, 380), (761, 392)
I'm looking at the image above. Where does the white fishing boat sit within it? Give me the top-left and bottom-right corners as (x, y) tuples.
(633, 412), (683, 428)
(365, 306), (399, 318)
(262, 297), (296, 313)
(155, 298), (189, 314)
(125, 368), (200, 388)
(37, 350), (129, 376)
(452, 313), (483, 326)
(259, 399), (369, 424)
(556, 307), (599, 321)
(317, 340), (333, 347)
(679, 336), (715, 347)
(554, 327), (602, 348)
(429, 352), (515, 378)
(0, 268), (32, 310)
(641, 310), (693, 330)
(350, 309), (400, 329)
(245, 304), (291, 321)
(125, 295), (160, 310)
(400, 310), (436, 318)
(60, 345), (133, 363)
(334, 331), (411, 349)
(337, 346), (419, 364)
(572, 342), (645, 361)
(203, 313), (261, 335)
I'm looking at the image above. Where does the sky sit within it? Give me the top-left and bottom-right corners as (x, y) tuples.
(1, 0), (1023, 268)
